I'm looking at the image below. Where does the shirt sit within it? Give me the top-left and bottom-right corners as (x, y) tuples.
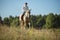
(22, 5), (29, 12)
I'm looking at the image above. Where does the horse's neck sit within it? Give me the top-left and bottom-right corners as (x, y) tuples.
(25, 13), (30, 18)
(25, 13), (28, 16)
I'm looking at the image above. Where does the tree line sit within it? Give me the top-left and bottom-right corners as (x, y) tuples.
(0, 13), (60, 29)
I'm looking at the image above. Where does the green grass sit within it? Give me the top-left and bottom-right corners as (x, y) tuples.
(0, 25), (60, 40)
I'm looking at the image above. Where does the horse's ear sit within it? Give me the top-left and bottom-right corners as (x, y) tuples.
(29, 9), (31, 11)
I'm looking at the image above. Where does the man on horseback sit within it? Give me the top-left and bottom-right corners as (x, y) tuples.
(21, 2), (29, 21)
(19, 2), (31, 29)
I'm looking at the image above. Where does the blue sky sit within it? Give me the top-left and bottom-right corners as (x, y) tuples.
(0, 0), (60, 18)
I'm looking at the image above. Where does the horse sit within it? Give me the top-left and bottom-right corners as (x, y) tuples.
(19, 10), (31, 29)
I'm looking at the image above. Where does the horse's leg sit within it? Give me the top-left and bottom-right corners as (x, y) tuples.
(27, 22), (30, 28)
(28, 22), (30, 28)
(23, 22), (26, 29)
(20, 21), (23, 29)
(27, 19), (30, 28)
(20, 20), (24, 29)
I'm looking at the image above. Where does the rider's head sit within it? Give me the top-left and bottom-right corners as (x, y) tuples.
(25, 2), (28, 6)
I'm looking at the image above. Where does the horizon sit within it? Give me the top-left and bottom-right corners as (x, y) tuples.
(0, 0), (60, 18)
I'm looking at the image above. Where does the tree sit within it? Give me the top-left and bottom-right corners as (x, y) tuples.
(4, 17), (10, 26)
(0, 16), (2, 22)
(54, 14), (60, 28)
(11, 16), (19, 26)
(0, 16), (2, 24)
(30, 15), (37, 27)
(36, 15), (46, 28)
(9, 16), (14, 26)
(45, 13), (55, 28)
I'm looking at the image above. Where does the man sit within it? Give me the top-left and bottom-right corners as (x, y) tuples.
(21, 2), (29, 21)
(23, 2), (29, 14)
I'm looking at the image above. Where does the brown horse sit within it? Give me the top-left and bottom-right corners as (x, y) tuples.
(19, 10), (31, 29)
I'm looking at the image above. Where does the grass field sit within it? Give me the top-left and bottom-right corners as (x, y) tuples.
(0, 25), (60, 40)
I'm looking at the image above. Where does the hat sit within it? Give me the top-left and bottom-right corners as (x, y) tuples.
(25, 2), (28, 4)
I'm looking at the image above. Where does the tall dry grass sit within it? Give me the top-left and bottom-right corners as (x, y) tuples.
(0, 25), (60, 40)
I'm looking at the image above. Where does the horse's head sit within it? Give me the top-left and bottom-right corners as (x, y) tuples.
(26, 9), (31, 14)
(25, 10), (31, 18)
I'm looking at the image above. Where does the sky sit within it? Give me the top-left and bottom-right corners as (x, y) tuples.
(0, 0), (60, 18)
